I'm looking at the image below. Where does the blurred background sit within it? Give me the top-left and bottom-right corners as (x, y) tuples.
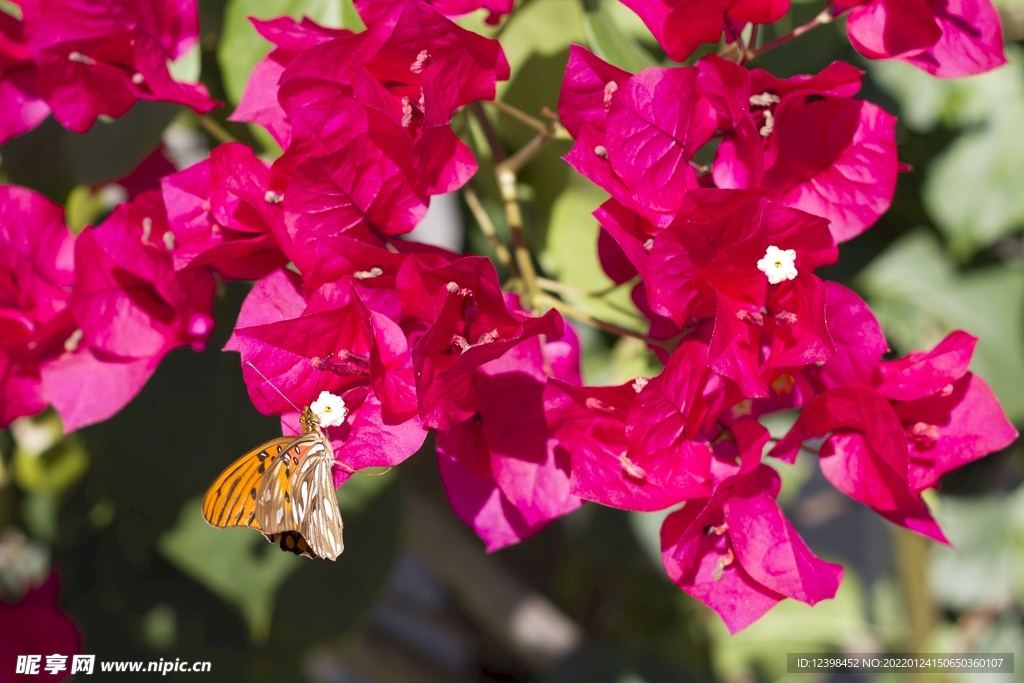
(1, 0), (1023, 681)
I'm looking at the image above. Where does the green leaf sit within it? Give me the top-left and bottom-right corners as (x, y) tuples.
(857, 229), (1024, 421)
(218, 0), (347, 106)
(581, 0), (657, 72)
(923, 101), (1024, 257)
(160, 498), (302, 642)
(928, 489), (1024, 611)
(629, 506), (679, 569)
(873, 49), (1024, 257)
(543, 172), (643, 330)
(167, 43), (202, 84)
(336, 467), (396, 514)
(0, 102), (180, 202)
(496, 0), (587, 97)
(869, 60), (955, 133)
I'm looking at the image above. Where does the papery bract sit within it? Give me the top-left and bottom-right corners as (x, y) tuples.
(18, 0), (218, 133)
(162, 142), (289, 280)
(70, 191), (214, 359)
(230, 17), (350, 148)
(702, 55), (897, 242)
(789, 384), (950, 542)
(624, 340), (744, 499)
(620, 0), (790, 62)
(645, 191), (837, 396)
(604, 66), (717, 216)
(662, 460), (842, 633)
(284, 127), (428, 265)
(0, 574), (81, 683)
(842, 0), (1005, 78)
(0, 185), (74, 427)
(437, 320), (582, 551)
(557, 45), (632, 139)
(399, 256), (563, 430)
(0, 13), (49, 144)
(872, 331), (1018, 491)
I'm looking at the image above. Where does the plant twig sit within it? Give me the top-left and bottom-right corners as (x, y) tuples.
(484, 99), (571, 139)
(754, 5), (840, 57)
(537, 294), (672, 350)
(741, 25), (759, 64)
(497, 165), (542, 306)
(470, 102), (506, 163)
(472, 105), (550, 307)
(197, 115), (238, 145)
(463, 186), (519, 278)
(536, 277), (645, 322)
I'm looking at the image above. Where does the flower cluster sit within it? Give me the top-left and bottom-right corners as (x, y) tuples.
(0, 0), (1018, 633)
(545, 22), (1015, 630)
(0, 185), (214, 431)
(0, 0), (217, 144)
(623, 0), (1005, 78)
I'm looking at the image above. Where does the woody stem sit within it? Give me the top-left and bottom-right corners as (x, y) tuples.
(536, 277), (646, 321)
(485, 99), (570, 139)
(497, 163), (542, 307)
(463, 186), (520, 278)
(754, 4), (842, 57)
(197, 115), (238, 145)
(536, 294), (671, 350)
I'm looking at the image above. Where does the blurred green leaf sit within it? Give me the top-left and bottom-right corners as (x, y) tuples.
(707, 567), (870, 682)
(336, 467), (396, 514)
(20, 493), (59, 541)
(628, 507), (678, 569)
(168, 43), (202, 84)
(11, 413), (89, 496)
(874, 50), (1024, 257)
(923, 107), (1024, 258)
(218, 0), (346, 106)
(0, 103), (179, 201)
(927, 616), (1024, 683)
(543, 172), (643, 330)
(160, 497), (302, 642)
(142, 603), (178, 651)
(928, 488), (1024, 611)
(581, 0), (657, 72)
(496, 0), (586, 97)
(582, 336), (662, 386)
(870, 60), (956, 133)
(857, 229), (1024, 421)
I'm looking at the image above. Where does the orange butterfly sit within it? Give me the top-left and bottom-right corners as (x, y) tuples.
(202, 363), (346, 560)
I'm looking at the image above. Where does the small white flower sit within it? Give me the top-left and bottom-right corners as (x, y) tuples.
(757, 245), (798, 284)
(311, 391), (348, 428)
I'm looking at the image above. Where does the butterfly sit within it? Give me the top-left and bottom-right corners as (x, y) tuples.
(202, 367), (347, 561)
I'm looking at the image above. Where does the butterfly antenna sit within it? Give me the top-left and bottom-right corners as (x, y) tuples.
(244, 361), (301, 413)
(337, 462), (393, 478)
(310, 353), (333, 404)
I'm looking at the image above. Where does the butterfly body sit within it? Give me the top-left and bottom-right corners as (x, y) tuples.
(203, 407), (345, 560)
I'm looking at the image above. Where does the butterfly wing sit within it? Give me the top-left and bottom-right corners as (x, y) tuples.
(202, 437), (294, 529)
(292, 445), (345, 561)
(254, 434), (317, 535)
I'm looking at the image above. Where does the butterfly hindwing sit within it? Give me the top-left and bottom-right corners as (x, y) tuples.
(292, 446), (345, 561)
(255, 434), (319, 535)
(202, 437), (294, 530)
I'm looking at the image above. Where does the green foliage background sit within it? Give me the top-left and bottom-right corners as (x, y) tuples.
(0, 0), (1022, 681)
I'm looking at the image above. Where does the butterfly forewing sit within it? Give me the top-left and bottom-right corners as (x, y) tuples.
(202, 437), (293, 530)
(292, 447), (345, 561)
